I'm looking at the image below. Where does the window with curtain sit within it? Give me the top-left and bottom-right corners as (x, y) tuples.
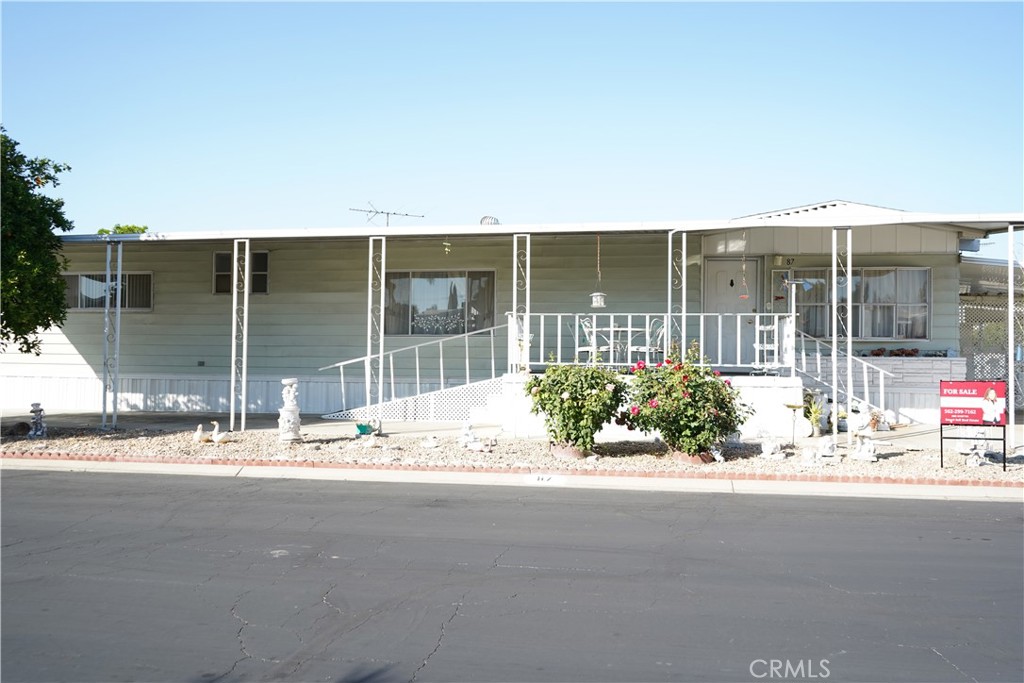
(63, 273), (153, 311)
(385, 271), (495, 335)
(775, 268), (930, 340)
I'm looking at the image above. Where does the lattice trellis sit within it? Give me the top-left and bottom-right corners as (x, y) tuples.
(959, 294), (1024, 408)
(322, 378), (503, 422)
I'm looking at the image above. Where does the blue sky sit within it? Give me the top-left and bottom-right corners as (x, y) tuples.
(3, 1), (1022, 253)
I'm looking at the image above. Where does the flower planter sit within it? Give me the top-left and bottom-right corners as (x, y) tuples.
(549, 443), (588, 461)
(672, 450), (715, 465)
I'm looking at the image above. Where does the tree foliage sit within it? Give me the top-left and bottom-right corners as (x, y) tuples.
(98, 223), (148, 235)
(1, 128), (75, 355)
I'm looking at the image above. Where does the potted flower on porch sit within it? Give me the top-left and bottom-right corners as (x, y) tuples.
(618, 342), (752, 463)
(525, 364), (628, 458)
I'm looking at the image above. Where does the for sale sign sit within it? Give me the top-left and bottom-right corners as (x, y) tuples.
(939, 380), (1007, 426)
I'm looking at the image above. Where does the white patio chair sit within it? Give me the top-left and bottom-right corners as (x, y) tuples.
(513, 316), (534, 371)
(574, 317), (610, 363)
(629, 318), (666, 363)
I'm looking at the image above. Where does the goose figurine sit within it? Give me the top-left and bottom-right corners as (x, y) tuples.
(192, 424), (212, 444)
(457, 422), (476, 446)
(210, 421), (231, 445)
(465, 439), (492, 453)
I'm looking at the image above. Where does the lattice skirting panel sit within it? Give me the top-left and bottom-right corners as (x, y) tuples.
(321, 378), (504, 422)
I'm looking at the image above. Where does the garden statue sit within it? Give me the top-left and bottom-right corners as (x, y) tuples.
(850, 401), (879, 462)
(28, 403), (47, 439)
(278, 378), (302, 443)
(817, 435), (838, 464)
(760, 435), (785, 460)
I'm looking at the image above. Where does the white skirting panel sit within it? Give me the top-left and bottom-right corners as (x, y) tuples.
(1, 374), (349, 415)
(2, 375), (105, 414)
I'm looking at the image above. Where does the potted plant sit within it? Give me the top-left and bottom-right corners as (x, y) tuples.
(525, 364), (628, 458)
(835, 408), (848, 432)
(617, 342), (752, 463)
(804, 390), (825, 437)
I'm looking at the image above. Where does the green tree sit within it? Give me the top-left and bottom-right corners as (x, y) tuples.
(1, 128), (75, 355)
(98, 223), (148, 235)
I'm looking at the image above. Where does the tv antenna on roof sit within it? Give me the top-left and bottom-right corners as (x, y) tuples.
(349, 202), (424, 227)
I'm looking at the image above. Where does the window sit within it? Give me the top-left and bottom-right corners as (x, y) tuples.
(776, 267), (930, 340)
(385, 271), (495, 335)
(63, 273), (153, 311)
(214, 251), (269, 294)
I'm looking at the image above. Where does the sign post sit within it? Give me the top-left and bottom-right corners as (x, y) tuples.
(938, 380), (1007, 470)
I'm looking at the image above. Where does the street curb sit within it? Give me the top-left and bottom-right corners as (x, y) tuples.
(3, 453), (1022, 502)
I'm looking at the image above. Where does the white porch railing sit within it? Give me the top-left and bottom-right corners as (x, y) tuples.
(508, 311), (794, 372)
(793, 330), (894, 415)
(318, 324), (506, 415)
(317, 313), (891, 422)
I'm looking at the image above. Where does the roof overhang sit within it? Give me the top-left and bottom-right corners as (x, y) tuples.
(960, 255), (1024, 295)
(60, 209), (1024, 245)
(60, 220), (729, 244)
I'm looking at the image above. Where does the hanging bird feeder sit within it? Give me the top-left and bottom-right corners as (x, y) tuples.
(590, 234), (606, 308)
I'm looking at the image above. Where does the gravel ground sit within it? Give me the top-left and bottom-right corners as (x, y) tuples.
(2, 425), (1023, 484)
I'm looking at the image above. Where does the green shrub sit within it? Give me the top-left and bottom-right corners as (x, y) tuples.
(617, 342), (752, 456)
(525, 364), (628, 451)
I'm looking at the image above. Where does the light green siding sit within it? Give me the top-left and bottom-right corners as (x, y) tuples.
(1, 228), (970, 415)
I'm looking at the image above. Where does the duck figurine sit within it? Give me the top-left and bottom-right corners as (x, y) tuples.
(210, 421), (231, 445)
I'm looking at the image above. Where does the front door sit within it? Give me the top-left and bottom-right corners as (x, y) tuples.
(703, 258), (759, 366)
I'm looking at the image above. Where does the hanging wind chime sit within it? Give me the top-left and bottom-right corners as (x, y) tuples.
(590, 233), (606, 308)
(738, 230), (750, 300)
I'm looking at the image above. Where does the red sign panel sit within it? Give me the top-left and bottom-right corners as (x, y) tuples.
(939, 380), (1007, 426)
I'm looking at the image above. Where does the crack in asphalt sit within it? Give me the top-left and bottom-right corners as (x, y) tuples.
(805, 575), (929, 598)
(314, 583), (385, 643)
(931, 646), (980, 683)
(409, 594), (465, 682)
(491, 545), (511, 568)
(209, 589), (254, 683)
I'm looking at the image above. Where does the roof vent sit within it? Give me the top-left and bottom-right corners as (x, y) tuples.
(480, 216), (500, 225)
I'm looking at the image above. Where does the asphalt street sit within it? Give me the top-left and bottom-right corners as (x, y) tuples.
(2, 471), (1022, 683)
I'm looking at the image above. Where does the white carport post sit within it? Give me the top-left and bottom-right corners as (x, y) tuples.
(512, 234), (531, 371)
(101, 240), (123, 430)
(229, 239), (250, 432)
(831, 227), (853, 442)
(668, 229), (686, 353)
(1009, 223), (1018, 450)
(367, 237), (386, 424)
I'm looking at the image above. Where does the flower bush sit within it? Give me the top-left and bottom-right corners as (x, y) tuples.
(525, 364), (628, 451)
(617, 342), (752, 456)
